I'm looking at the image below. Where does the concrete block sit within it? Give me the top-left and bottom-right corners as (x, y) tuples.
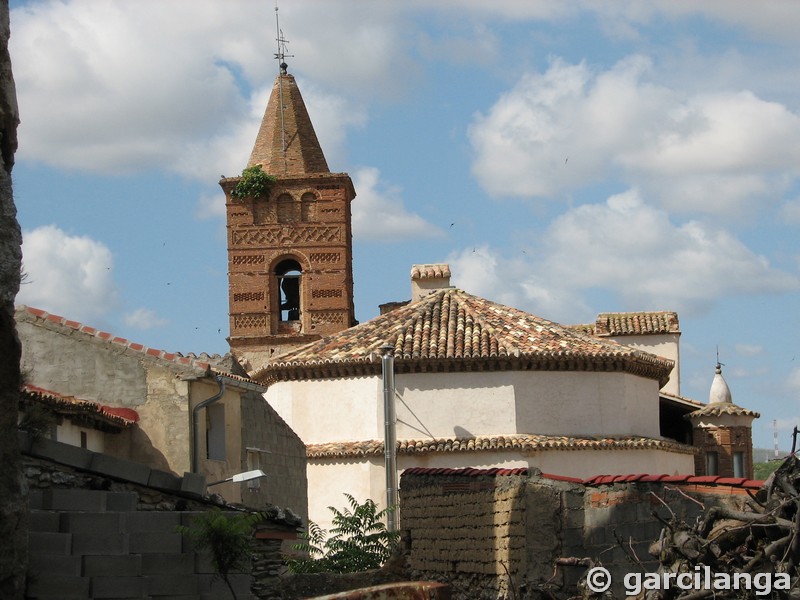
(181, 471), (207, 495)
(71, 532), (128, 555)
(147, 469), (181, 491)
(89, 453), (152, 486)
(44, 488), (106, 512)
(106, 492), (138, 512)
(28, 489), (44, 510)
(124, 510), (181, 533)
(62, 512), (124, 534)
(199, 573), (253, 597)
(129, 531), (182, 554)
(30, 437), (93, 470)
(28, 553), (82, 576)
(144, 574), (199, 596)
(18, 429), (32, 452)
(29, 532), (72, 555)
(25, 574), (90, 598)
(83, 555), (142, 577)
(140, 552), (194, 575)
(90, 576), (146, 598)
(194, 550), (216, 574)
(29, 510), (61, 533)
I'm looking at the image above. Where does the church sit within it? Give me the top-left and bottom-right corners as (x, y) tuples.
(219, 62), (759, 528)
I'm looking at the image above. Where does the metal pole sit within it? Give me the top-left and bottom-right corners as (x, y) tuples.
(380, 343), (398, 532)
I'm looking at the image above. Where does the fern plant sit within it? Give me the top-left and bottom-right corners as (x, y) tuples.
(177, 509), (259, 600)
(231, 165), (276, 200)
(287, 494), (399, 574)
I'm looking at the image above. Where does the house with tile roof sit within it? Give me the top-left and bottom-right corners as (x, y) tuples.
(250, 266), (700, 528)
(19, 384), (139, 453)
(213, 63), (759, 530)
(15, 305), (308, 520)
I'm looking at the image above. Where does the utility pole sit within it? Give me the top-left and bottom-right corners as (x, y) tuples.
(380, 343), (399, 532)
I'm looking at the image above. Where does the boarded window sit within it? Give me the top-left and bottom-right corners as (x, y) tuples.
(276, 194), (294, 223)
(206, 403), (225, 461)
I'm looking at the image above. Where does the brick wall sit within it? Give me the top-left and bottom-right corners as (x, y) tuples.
(400, 469), (760, 600)
(692, 425), (754, 478)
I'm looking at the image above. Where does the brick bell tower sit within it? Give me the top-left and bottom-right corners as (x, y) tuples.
(220, 62), (356, 372)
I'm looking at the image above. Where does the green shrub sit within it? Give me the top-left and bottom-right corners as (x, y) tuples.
(231, 165), (276, 200)
(287, 494), (399, 574)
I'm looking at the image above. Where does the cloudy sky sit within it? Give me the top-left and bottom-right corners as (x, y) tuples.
(10, 0), (800, 451)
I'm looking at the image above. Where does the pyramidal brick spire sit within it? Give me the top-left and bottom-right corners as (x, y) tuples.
(247, 72), (329, 176)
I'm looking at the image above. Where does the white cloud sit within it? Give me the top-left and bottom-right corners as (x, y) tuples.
(468, 56), (800, 217)
(735, 343), (765, 357)
(124, 308), (168, 330)
(351, 167), (443, 242)
(447, 190), (799, 322)
(9, 1), (386, 179)
(18, 225), (118, 323)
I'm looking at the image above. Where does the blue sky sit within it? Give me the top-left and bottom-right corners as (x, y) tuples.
(9, 1), (800, 451)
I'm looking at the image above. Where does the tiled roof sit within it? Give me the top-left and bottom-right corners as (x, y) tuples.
(401, 467), (763, 489)
(253, 289), (674, 384)
(16, 306), (214, 373)
(21, 384), (139, 429)
(660, 391), (705, 409)
(590, 311), (680, 337)
(411, 264), (451, 280)
(15, 307), (259, 390)
(247, 73), (329, 176)
(305, 433), (696, 459)
(686, 403), (761, 419)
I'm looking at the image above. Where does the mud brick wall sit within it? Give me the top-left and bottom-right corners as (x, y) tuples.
(400, 470), (530, 600)
(401, 469), (760, 600)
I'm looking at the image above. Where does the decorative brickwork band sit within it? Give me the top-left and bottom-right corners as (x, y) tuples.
(231, 226), (342, 247)
(233, 291), (265, 303)
(311, 312), (345, 325)
(231, 255), (266, 266)
(309, 253), (340, 263)
(233, 314), (268, 330)
(311, 289), (343, 299)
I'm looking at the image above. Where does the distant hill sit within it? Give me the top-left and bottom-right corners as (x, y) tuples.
(753, 447), (789, 463)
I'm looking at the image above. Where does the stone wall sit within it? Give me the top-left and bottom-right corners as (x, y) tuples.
(0, 0), (25, 595)
(400, 468), (760, 600)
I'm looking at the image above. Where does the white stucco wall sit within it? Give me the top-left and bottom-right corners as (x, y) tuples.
(57, 421), (104, 453)
(267, 376), (382, 443)
(267, 368), (662, 444)
(611, 333), (680, 395)
(513, 371), (660, 437)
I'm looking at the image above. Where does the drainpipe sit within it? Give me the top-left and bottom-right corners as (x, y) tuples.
(380, 343), (399, 532)
(191, 374), (226, 474)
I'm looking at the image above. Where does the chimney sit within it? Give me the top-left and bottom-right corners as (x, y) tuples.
(410, 264), (452, 301)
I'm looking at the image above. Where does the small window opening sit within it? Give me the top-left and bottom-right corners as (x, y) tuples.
(706, 451), (718, 476)
(206, 403), (225, 461)
(276, 259), (301, 322)
(80, 431), (88, 449)
(733, 451), (745, 478)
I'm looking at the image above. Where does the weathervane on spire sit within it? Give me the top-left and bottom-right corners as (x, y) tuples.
(274, 2), (293, 74)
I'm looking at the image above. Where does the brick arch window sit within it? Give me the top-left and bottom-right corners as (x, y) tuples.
(275, 258), (302, 322)
(301, 192), (317, 222)
(276, 193), (295, 224)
